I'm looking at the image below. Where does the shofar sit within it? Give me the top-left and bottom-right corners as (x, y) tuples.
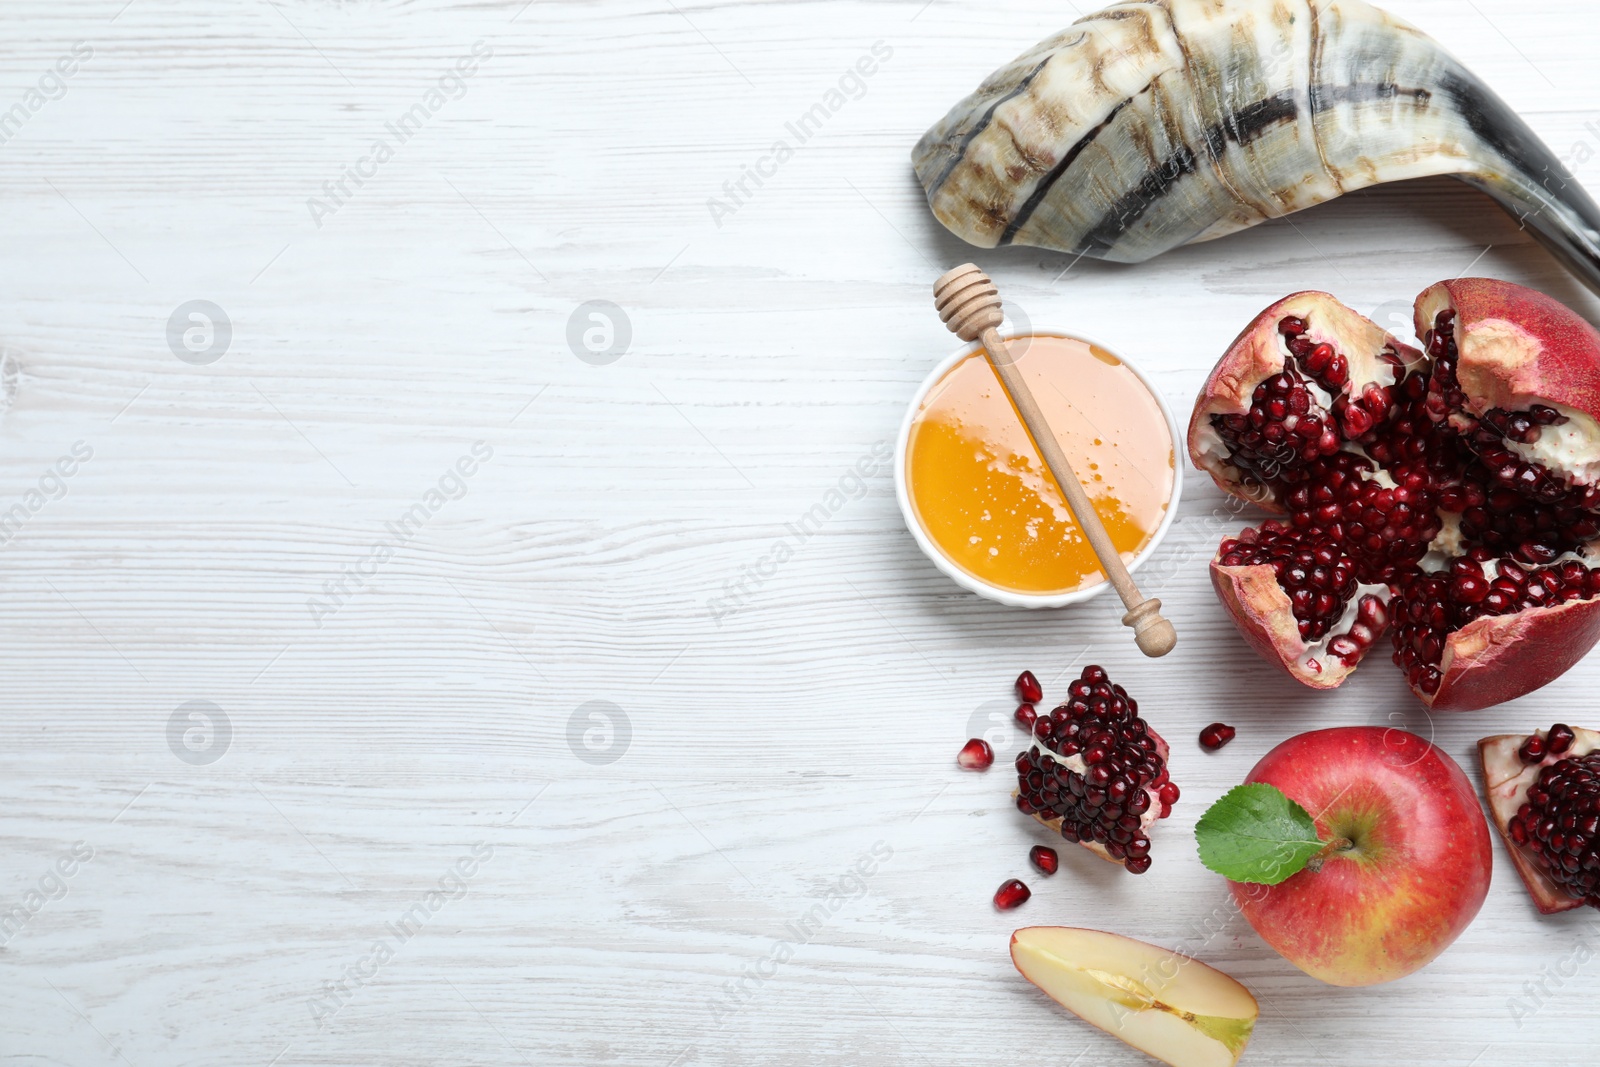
(912, 0), (1600, 295)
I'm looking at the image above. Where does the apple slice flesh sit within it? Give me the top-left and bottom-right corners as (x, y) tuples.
(1011, 927), (1257, 1067)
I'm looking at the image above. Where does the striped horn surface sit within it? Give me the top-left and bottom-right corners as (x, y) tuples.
(912, 0), (1600, 295)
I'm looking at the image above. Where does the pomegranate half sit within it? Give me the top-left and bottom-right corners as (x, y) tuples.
(1189, 279), (1600, 710)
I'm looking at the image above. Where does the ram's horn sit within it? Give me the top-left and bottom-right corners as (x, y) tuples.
(912, 0), (1600, 295)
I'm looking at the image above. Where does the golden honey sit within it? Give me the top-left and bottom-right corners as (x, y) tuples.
(906, 334), (1175, 596)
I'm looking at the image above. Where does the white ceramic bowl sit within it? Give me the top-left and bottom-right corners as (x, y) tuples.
(894, 329), (1184, 609)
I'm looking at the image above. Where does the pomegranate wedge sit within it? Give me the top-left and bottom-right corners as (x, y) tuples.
(1480, 724), (1600, 914)
(1015, 665), (1176, 874)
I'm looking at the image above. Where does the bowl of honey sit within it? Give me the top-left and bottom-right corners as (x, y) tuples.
(896, 330), (1181, 608)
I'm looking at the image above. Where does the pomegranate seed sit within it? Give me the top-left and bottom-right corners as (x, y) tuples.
(993, 878), (1031, 910)
(1014, 703), (1037, 730)
(1015, 670), (1043, 704)
(1199, 723), (1237, 750)
(1452, 572), (1489, 604)
(957, 739), (993, 770)
(1520, 734), (1547, 764)
(1549, 723), (1577, 755)
(1029, 845), (1059, 875)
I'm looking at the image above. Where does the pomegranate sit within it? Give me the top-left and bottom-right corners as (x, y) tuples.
(1190, 279), (1600, 710)
(994, 878), (1031, 910)
(1480, 723), (1600, 914)
(1014, 665), (1176, 874)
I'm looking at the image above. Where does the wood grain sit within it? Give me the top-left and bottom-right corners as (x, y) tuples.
(1, 0), (1599, 1063)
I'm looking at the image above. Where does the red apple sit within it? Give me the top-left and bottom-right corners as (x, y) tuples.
(1229, 726), (1492, 986)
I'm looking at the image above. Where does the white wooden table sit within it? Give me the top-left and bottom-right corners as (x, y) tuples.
(1, 1), (1598, 1063)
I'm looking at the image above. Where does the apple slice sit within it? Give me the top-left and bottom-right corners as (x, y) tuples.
(1011, 927), (1257, 1067)
(1479, 725), (1600, 915)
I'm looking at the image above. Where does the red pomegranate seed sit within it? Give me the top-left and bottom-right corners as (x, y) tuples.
(1015, 670), (1043, 704)
(1548, 723), (1577, 755)
(1029, 845), (1059, 875)
(1199, 723), (1236, 750)
(993, 878), (1031, 910)
(957, 738), (993, 770)
(1014, 703), (1037, 730)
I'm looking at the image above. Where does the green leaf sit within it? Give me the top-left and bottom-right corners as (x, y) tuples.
(1195, 783), (1325, 885)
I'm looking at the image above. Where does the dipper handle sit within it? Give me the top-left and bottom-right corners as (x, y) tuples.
(932, 264), (1177, 658)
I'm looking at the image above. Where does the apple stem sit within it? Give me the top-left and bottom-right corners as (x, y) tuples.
(1304, 836), (1353, 874)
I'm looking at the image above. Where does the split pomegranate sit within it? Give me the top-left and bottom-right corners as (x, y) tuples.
(1190, 279), (1600, 710)
(1480, 724), (1600, 913)
(1014, 665), (1176, 874)
(1029, 845), (1059, 875)
(957, 738), (994, 770)
(994, 878), (1031, 910)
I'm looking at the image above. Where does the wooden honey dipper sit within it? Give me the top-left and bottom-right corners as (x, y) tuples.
(933, 264), (1177, 658)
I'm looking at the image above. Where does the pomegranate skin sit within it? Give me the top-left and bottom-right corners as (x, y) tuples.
(1210, 557), (1358, 690)
(1416, 278), (1600, 422)
(1429, 596), (1600, 711)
